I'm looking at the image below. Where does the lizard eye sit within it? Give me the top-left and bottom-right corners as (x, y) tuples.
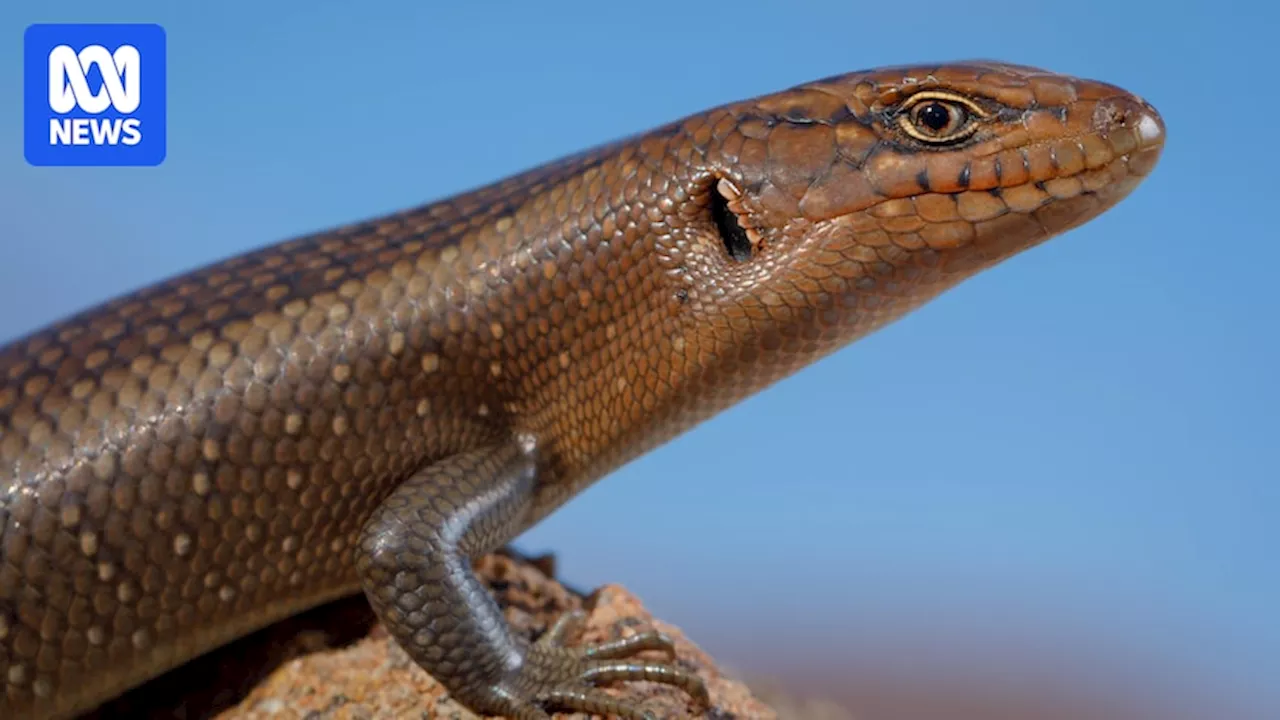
(897, 91), (986, 144)
(917, 102), (958, 133)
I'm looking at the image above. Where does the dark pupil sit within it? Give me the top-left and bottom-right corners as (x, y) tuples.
(918, 103), (951, 132)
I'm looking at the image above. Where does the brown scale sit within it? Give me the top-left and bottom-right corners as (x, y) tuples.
(0, 61), (1163, 719)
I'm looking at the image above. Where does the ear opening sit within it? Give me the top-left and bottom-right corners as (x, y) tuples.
(710, 177), (753, 262)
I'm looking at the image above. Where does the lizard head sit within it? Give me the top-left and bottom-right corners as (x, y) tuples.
(667, 61), (1164, 386)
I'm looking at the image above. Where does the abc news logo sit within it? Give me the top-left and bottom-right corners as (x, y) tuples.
(24, 24), (166, 167)
(47, 44), (143, 147)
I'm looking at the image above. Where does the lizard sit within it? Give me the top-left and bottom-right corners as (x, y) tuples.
(0, 60), (1165, 719)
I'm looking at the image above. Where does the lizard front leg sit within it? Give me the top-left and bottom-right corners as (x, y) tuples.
(355, 442), (709, 719)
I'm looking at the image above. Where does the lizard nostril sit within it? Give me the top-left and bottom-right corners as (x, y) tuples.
(1094, 96), (1166, 153)
(1095, 99), (1126, 128)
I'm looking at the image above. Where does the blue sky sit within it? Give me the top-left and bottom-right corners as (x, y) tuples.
(2, 2), (1275, 717)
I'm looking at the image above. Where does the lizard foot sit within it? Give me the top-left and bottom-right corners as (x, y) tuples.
(493, 610), (711, 720)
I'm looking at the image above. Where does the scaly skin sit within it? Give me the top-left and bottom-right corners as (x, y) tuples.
(0, 61), (1164, 719)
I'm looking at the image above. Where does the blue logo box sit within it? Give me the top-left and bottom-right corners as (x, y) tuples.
(24, 23), (167, 167)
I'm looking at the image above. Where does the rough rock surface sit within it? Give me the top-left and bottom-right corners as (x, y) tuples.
(84, 550), (776, 719)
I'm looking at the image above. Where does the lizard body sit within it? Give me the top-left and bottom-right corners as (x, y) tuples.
(0, 61), (1164, 719)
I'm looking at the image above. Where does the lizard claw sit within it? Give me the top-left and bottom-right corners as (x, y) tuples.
(491, 610), (710, 719)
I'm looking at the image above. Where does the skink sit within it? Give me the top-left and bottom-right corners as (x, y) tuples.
(0, 61), (1164, 720)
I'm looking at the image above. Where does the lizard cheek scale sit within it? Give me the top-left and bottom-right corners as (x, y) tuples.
(0, 61), (1163, 719)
